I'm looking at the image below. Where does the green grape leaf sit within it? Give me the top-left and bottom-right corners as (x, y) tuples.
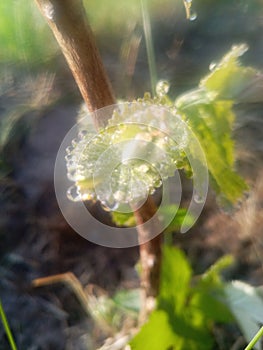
(158, 246), (192, 313)
(130, 247), (215, 350)
(130, 248), (237, 350)
(200, 44), (259, 101)
(180, 100), (247, 205)
(224, 281), (263, 350)
(200, 255), (234, 287)
(191, 255), (234, 323)
(130, 309), (213, 350)
(190, 292), (233, 324)
(159, 205), (195, 234)
(175, 45), (250, 206)
(111, 211), (136, 227)
(129, 310), (178, 350)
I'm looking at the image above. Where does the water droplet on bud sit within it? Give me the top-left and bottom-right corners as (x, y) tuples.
(43, 3), (55, 20)
(194, 192), (205, 203)
(189, 12), (197, 21)
(72, 138), (77, 147)
(209, 62), (217, 71)
(65, 154), (73, 162)
(67, 169), (77, 181)
(78, 130), (88, 139)
(66, 145), (74, 154)
(154, 178), (163, 188)
(81, 190), (94, 201)
(156, 80), (170, 97)
(114, 190), (126, 202)
(67, 185), (81, 202)
(101, 199), (119, 211)
(66, 160), (75, 168)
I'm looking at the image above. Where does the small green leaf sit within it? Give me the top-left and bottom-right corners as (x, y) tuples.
(130, 309), (213, 350)
(225, 281), (263, 350)
(159, 205), (195, 234)
(111, 205), (194, 231)
(201, 255), (234, 287)
(190, 292), (233, 324)
(130, 310), (176, 350)
(111, 211), (136, 227)
(158, 246), (192, 313)
(191, 256), (234, 324)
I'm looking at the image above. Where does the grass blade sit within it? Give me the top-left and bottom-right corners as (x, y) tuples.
(140, 0), (157, 95)
(244, 326), (263, 350)
(0, 299), (17, 350)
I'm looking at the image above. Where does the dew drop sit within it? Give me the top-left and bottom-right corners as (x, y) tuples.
(72, 138), (78, 147)
(184, 0), (192, 3)
(75, 173), (85, 181)
(154, 179), (163, 188)
(67, 169), (79, 181)
(114, 190), (126, 202)
(194, 192), (205, 204)
(137, 164), (149, 173)
(66, 145), (74, 154)
(43, 3), (55, 20)
(101, 205), (111, 212)
(209, 62), (217, 71)
(149, 187), (156, 195)
(189, 12), (197, 21)
(135, 132), (152, 142)
(101, 199), (119, 211)
(78, 129), (88, 139)
(67, 185), (81, 202)
(67, 169), (76, 180)
(66, 159), (75, 168)
(65, 154), (73, 162)
(156, 80), (170, 97)
(81, 190), (94, 201)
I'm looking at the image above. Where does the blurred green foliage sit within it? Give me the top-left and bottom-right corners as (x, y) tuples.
(111, 205), (193, 234)
(1, 0), (261, 69)
(130, 247), (234, 350)
(0, 1), (57, 67)
(0, 0), (170, 67)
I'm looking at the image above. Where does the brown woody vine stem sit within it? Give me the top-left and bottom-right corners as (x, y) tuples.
(34, 0), (162, 320)
(34, 0), (115, 128)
